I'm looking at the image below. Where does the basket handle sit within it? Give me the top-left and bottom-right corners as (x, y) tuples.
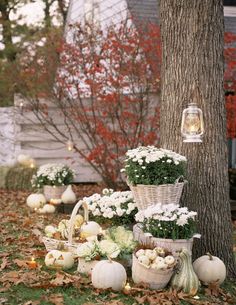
(68, 200), (89, 244)
(175, 176), (185, 184)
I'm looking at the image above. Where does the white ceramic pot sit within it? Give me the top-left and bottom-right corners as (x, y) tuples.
(43, 185), (67, 201)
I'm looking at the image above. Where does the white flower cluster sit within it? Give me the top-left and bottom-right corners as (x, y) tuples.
(32, 163), (74, 188)
(135, 203), (197, 227)
(83, 189), (136, 219)
(124, 146), (187, 166)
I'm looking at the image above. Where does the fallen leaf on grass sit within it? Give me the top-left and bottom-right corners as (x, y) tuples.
(31, 229), (43, 242)
(14, 258), (30, 268)
(23, 301), (40, 305)
(0, 298), (8, 305)
(0, 257), (10, 271)
(46, 293), (64, 305)
(50, 272), (74, 286)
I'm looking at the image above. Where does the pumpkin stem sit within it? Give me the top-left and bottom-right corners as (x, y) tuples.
(206, 252), (213, 260)
(107, 256), (113, 263)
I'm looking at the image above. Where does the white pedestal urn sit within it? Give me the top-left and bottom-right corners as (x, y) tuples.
(133, 224), (195, 256)
(77, 258), (99, 275)
(43, 185), (67, 202)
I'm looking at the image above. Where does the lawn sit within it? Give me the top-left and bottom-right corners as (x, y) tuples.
(0, 188), (235, 305)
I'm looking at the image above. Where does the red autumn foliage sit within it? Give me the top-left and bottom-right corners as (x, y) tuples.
(224, 32), (236, 139)
(16, 21), (161, 188)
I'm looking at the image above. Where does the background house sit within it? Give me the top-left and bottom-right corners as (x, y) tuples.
(0, 0), (235, 183)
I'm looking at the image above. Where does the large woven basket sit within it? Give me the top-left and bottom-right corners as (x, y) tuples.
(128, 180), (185, 210)
(133, 224), (193, 256)
(132, 254), (174, 290)
(42, 200), (89, 256)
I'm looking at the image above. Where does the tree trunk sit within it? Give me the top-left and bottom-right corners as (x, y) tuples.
(159, 0), (236, 277)
(0, 1), (16, 61)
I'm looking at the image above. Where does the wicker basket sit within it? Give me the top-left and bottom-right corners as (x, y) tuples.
(132, 254), (174, 290)
(133, 224), (193, 256)
(128, 180), (185, 210)
(43, 185), (67, 201)
(42, 200), (89, 256)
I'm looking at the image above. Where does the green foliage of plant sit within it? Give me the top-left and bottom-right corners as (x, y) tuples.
(123, 147), (187, 186)
(5, 165), (37, 190)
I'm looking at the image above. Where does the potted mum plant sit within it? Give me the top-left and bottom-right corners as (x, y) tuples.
(121, 146), (187, 209)
(31, 163), (75, 201)
(84, 188), (138, 227)
(133, 203), (199, 255)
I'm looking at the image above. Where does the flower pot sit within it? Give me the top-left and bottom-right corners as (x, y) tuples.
(43, 185), (67, 202)
(133, 224), (194, 256)
(77, 258), (99, 275)
(132, 254), (174, 290)
(128, 182), (185, 210)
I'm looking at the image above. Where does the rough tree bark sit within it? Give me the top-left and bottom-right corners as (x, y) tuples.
(159, 0), (236, 277)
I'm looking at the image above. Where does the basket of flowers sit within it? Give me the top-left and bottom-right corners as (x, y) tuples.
(42, 200), (102, 256)
(132, 245), (177, 289)
(133, 203), (199, 255)
(121, 146), (187, 209)
(31, 163), (75, 201)
(83, 188), (138, 227)
(76, 226), (137, 274)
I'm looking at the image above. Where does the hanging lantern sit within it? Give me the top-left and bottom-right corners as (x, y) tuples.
(181, 103), (204, 143)
(66, 140), (74, 152)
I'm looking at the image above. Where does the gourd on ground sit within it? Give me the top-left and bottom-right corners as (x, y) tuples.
(171, 248), (199, 296)
(91, 259), (127, 291)
(45, 249), (74, 270)
(193, 253), (226, 285)
(26, 193), (46, 209)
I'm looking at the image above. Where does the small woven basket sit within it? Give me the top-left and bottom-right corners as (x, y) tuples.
(42, 200), (89, 256)
(128, 178), (185, 210)
(132, 254), (174, 290)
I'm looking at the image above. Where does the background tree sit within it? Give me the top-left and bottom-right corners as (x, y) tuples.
(159, 0), (236, 277)
(15, 21), (161, 188)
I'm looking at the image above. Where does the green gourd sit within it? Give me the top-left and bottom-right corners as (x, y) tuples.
(171, 248), (200, 296)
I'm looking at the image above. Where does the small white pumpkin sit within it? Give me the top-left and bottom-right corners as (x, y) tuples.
(44, 225), (57, 237)
(154, 256), (165, 264)
(145, 249), (157, 261)
(45, 250), (74, 270)
(17, 154), (31, 166)
(80, 221), (101, 238)
(193, 253), (226, 285)
(61, 185), (76, 204)
(92, 260), (127, 291)
(38, 204), (55, 214)
(50, 199), (62, 205)
(26, 193), (46, 209)
(136, 249), (145, 258)
(164, 255), (175, 266)
(138, 255), (150, 266)
(155, 261), (168, 270)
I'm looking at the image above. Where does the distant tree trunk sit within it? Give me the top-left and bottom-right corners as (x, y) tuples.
(44, 0), (53, 29)
(159, 0), (236, 277)
(57, 0), (67, 25)
(0, 2), (16, 61)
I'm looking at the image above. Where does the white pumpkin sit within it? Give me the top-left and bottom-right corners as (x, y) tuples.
(45, 250), (74, 270)
(26, 193), (46, 209)
(164, 255), (175, 266)
(193, 253), (226, 285)
(136, 249), (145, 258)
(80, 221), (101, 238)
(138, 255), (150, 266)
(92, 260), (127, 291)
(155, 261), (168, 270)
(17, 154), (31, 166)
(154, 256), (165, 264)
(145, 249), (157, 261)
(38, 204), (55, 214)
(61, 185), (76, 204)
(50, 199), (62, 205)
(44, 225), (57, 237)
